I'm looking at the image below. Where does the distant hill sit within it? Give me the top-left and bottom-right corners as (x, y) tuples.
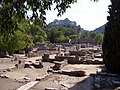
(91, 24), (106, 34)
(46, 18), (105, 34)
(80, 28), (89, 33)
(47, 18), (77, 26)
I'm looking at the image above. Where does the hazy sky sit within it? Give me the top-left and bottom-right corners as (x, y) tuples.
(46, 0), (111, 30)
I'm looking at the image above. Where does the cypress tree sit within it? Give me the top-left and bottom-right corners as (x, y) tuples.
(103, 0), (120, 73)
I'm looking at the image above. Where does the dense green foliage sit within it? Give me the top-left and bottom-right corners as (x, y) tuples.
(0, 18), (47, 54)
(80, 31), (89, 39)
(0, 30), (33, 55)
(69, 35), (80, 39)
(0, 0), (77, 36)
(47, 28), (66, 43)
(89, 32), (97, 39)
(29, 25), (47, 43)
(80, 31), (104, 44)
(46, 25), (80, 43)
(95, 34), (104, 44)
(0, 0), (78, 54)
(103, 0), (120, 73)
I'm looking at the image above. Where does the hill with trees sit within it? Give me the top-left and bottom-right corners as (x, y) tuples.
(45, 18), (80, 43)
(46, 18), (104, 44)
(91, 24), (105, 34)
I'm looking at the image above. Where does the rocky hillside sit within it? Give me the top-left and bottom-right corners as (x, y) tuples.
(47, 18), (77, 26)
(46, 18), (105, 34)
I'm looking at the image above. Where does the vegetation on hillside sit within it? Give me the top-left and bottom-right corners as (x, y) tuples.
(46, 24), (80, 43)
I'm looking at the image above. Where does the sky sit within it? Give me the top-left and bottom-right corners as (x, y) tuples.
(46, 0), (111, 30)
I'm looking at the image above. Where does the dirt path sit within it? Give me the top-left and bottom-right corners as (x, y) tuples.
(0, 55), (104, 90)
(29, 64), (104, 90)
(0, 78), (24, 90)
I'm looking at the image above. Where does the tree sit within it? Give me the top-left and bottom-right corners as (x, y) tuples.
(69, 34), (80, 39)
(0, 30), (33, 55)
(89, 32), (97, 39)
(80, 31), (89, 39)
(103, 0), (120, 73)
(0, 0), (77, 37)
(29, 25), (47, 43)
(47, 28), (65, 43)
(95, 34), (104, 44)
(46, 25), (80, 43)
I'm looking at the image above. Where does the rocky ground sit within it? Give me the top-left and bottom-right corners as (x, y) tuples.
(0, 54), (120, 90)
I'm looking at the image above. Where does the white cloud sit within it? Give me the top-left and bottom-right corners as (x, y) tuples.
(46, 0), (111, 30)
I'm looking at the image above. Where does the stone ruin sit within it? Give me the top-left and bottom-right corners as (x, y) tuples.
(59, 70), (86, 77)
(15, 60), (25, 69)
(23, 43), (100, 60)
(51, 60), (67, 70)
(15, 58), (43, 69)
(42, 54), (49, 61)
(24, 59), (43, 69)
(31, 59), (43, 68)
(42, 45), (103, 65)
(93, 68), (120, 90)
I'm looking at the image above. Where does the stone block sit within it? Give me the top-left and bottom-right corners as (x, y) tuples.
(61, 70), (86, 77)
(45, 87), (59, 90)
(31, 61), (43, 68)
(70, 50), (87, 56)
(69, 70), (86, 77)
(24, 62), (32, 68)
(36, 74), (49, 81)
(94, 53), (102, 58)
(0, 74), (9, 78)
(17, 77), (30, 83)
(68, 56), (83, 64)
(52, 61), (67, 70)
(55, 56), (65, 61)
(15, 60), (25, 69)
(93, 60), (103, 64)
(42, 54), (49, 62)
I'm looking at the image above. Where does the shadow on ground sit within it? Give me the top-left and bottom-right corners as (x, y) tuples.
(69, 65), (120, 90)
(69, 76), (94, 90)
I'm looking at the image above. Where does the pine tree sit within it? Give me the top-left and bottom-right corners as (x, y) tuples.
(103, 0), (120, 73)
